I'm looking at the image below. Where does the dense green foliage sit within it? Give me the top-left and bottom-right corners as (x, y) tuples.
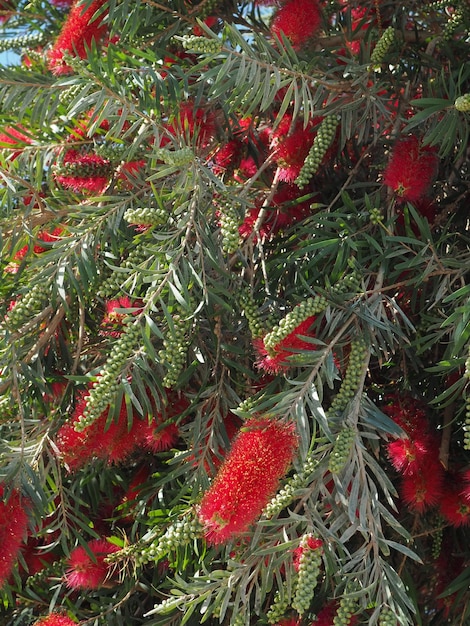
(0, 1), (469, 625)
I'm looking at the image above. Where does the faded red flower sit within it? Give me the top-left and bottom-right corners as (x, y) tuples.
(271, 0), (321, 50)
(33, 614), (77, 626)
(383, 135), (439, 204)
(0, 486), (29, 586)
(439, 473), (470, 527)
(65, 538), (119, 590)
(254, 316), (317, 374)
(198, 417), (298, 544)
(48, 0), (108, 75)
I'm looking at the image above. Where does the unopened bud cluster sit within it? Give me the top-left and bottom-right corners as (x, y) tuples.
(333, 596), (358, 625)
(240, 292), (266, 339)
(463, 392), (470, 450)
(0, 31), (45, 52)
(76, 320), (141, 430)
(292, 534), (323, 615)
(59, 84), (83, 106)
(266, 582), (291, 624)
(218, 200), (242, 254)
(124, 207), (168, 226)
(135, 516), (202, 566)
(328, 338), (368, 415)
(264, 455), (318, 518)
(98, 244), (150, 298)
(369, 27), (396, 67)
(455, 94), (470, 112)
(182, 35), (222, 54)
(159, 307), (194, 388)
(154, 147), (194, 166)
(378, 606), (397, 626)
(295, 115), (339, 188)
(7, 284), (49, 329)
(264, 296), (327, 354)
(328, 425), (356, 474)
(442, 4), (468, 40)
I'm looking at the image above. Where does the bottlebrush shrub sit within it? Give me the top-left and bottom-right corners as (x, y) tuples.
(0, 0), (470, 625)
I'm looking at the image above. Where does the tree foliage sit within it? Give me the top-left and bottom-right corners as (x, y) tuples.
(0, 0), (469, 625)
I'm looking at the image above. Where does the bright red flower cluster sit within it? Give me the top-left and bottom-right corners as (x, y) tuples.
(55, 388), (186, 471)
(254, 315), (317, 374)
(48, 0), (108, 75)
(383, 135), (439, 204)
(100, 296), (144, 337)
(65, 538), (119, 590)
(271, 0), (322, 50)
(198, 417), (298, 544)
(0, 486), (29, 587)
(0, 125), (31, 160)
(383, 396), (444, 513)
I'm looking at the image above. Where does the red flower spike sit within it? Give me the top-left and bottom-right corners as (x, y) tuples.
(400, 459), (444, 513)
(198, 417), (298, 544)
(65, 538), (119, 590)
(271, 0), (321, 50)
(33, 614), (77, 626)
(383, 135), (439, 204)
(387, 433), (437, 476)
(0, 125), (32, 160)
(440, 473), (470, 527)
(0, 487), (29, 586)
(55, 149), (111, 194)
(48, 0), (108, 75)
(255, 316), (317, 374)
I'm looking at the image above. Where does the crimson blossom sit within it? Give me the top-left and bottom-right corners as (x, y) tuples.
(65, 538), (120, 590)
(198, 417), (298, 544)
(0, 486), (29, 587)
(48, 0), (108, 75)
(383, 135), (439, 204)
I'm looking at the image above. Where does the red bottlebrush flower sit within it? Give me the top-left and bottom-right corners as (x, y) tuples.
(292, 535), (323, 572)
(400, 459), (444, 513)
(271, 0), (321, 50)
(139, 421), (180, 453)
(193, 16), (218, 36)
(0, 0), (14, 24)
(48, 0), (108, 75)
(55, 149), (111, 193)
(387, 432), (437, 476)
(439, 473), (470, 527)
(272, 116), (316, 183)
(0, 125), (32, 160)
(273, 618), (299, 626)
(239, 184), (315, 242)
(255, 316), (317, 374)
(381, 394), (428, 436)
(198, 417), (298, 544)
(100, 296), (143, 337)
(33, 614), (77, 626)
(383, 135), (439, 204)
(0, 487), (29, 586)
(163, 101), (216, 148)
(65, 538), (119, 590)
